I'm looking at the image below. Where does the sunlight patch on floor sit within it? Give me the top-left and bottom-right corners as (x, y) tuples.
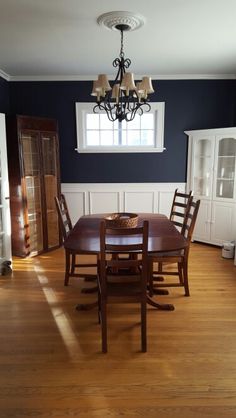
(34, 264), (83, 359)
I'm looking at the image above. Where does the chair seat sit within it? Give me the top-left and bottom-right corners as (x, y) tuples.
(151, 249), (184, 258)
(106, 280), (143, 298)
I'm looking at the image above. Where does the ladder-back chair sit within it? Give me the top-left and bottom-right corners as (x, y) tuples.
(149, 199), (200, 297)
(98, 220), (149, 353)
(55, 194), (97, 286)
(170, 189), (193, 230)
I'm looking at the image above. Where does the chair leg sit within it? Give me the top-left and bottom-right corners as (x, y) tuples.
(178, 263), (184, 285)
(101, 296), (107, 353)
(141, 300), (147, 353)
(71, 254), (76, 274)
(64, 250), (71, 286)
(183, 261), (190, 296)
(148, 260), (154, 297)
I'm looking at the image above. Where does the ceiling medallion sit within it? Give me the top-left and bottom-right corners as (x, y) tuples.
(97, 11), (146, 32)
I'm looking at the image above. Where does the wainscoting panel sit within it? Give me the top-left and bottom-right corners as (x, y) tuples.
(124, 191), (156, 213)
(89, 191), (120, 214)
(61, 183), (186, 225)
(63, 191), (86, 224)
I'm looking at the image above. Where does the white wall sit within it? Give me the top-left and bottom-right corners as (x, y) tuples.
(61, 182), (186, 225)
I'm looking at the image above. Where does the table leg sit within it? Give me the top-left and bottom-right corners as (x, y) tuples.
(146, 294), (175, 311)
(76, 301), (98, 311)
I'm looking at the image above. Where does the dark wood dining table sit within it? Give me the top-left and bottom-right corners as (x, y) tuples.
(64, 213), (188, 311)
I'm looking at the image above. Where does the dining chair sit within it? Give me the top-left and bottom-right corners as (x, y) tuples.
(149, 199), (200, 297)
(55, 194), (97, 286)
(98, 220), (149, 353)
(169, 188), (193, 230)
(153, 188), (193, 283)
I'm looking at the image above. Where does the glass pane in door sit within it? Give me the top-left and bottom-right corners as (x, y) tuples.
(216, 138), (236, 199)
(22, 133), (43, 254)
(193, 139), (213, 197)
(42, 134), (59, 249)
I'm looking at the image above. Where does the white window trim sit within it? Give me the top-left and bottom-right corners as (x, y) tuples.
(75, 102), (165, 153)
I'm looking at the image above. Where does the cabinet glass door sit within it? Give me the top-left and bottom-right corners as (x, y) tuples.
(41, 133), (59, 249)
(192, 138), (214, 197)
(215, 137), (236, 199)
(21, 132), (44, 254)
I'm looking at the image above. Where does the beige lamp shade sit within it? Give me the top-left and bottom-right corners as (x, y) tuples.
(91, 80), (102, 96)
(120, 72), (136, 92)
(135, 82), (146, 99)
(97, 74), (111, 91)
(139, 76), (154, 94)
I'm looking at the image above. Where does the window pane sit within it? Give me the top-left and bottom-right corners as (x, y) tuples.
(127, 116), (140, 130)
(121, 130), (127, 145)
(87, 130), (99, 145)
(114, 120), (119, 130)
(141, 114), (154, 129)
(121, 120), (127, 130)
(86, 114), (99, 129)
(100, 131), (113, 146)
(114, 131), (119, 145)
(141, 130), (154, 145)
(100, 114), (113, 130)
(127, 130), (140, 146)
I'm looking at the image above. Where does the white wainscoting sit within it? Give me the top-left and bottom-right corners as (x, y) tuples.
(61, 183), (186, 225)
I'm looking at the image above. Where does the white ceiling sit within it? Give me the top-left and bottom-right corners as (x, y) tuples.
(1, 0), (236, 80)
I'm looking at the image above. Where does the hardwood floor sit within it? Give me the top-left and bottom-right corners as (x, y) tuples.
(0, 243), (236, 417)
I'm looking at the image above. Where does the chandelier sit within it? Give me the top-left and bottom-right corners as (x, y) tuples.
(91, 12), (154, 123)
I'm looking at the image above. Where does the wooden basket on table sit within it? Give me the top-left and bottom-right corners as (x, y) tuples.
(104, 212), (138, 228)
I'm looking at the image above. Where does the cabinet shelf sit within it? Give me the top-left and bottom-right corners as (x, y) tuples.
(218, 155), (235, 158)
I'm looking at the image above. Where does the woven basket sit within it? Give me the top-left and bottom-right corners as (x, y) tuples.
(105, 212), (138, 228)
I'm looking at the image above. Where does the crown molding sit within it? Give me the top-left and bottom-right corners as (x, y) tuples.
(1, 71), (236, 82)
(9, 74), (236, 81)
(0, 69), (10, 81)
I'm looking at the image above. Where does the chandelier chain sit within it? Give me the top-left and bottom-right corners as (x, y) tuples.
(119, 29), (124, 59)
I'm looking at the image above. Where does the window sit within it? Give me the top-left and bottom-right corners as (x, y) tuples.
(75, 102), (165, 153)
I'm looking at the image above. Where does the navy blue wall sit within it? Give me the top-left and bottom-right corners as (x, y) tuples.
(8, 79), (235, 183)
(0, 76), (10, 113)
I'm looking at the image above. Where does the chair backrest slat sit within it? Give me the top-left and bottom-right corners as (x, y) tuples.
(170, 189), (193, 231)
(181, 199), (201, 242)
(55, 194), (73, 241)
(100, 220), (149, 272)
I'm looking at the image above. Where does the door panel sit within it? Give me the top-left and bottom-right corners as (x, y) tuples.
(41, 133), (59, 249)
(214, 136), (236, 200)
(21, 131), (44, 254)
(211, 202), (236, 245)
(192, 199), (211, 243)
(0, 114), (11, 263)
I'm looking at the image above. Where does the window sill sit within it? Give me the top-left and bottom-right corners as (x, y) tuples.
(75, 147), (166, 154)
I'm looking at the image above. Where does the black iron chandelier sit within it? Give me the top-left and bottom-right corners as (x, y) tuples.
(91, 12), (154, 123)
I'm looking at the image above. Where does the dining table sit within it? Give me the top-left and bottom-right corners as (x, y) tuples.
(64, 213), (188, 311)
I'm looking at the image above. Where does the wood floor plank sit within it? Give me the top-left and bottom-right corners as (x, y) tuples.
(0, 243), (236, 417)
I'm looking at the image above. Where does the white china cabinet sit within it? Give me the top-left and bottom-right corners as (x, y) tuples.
(185, 128), (236, 246)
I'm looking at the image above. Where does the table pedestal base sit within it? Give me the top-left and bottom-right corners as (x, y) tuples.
(146, 295), (175, 311)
